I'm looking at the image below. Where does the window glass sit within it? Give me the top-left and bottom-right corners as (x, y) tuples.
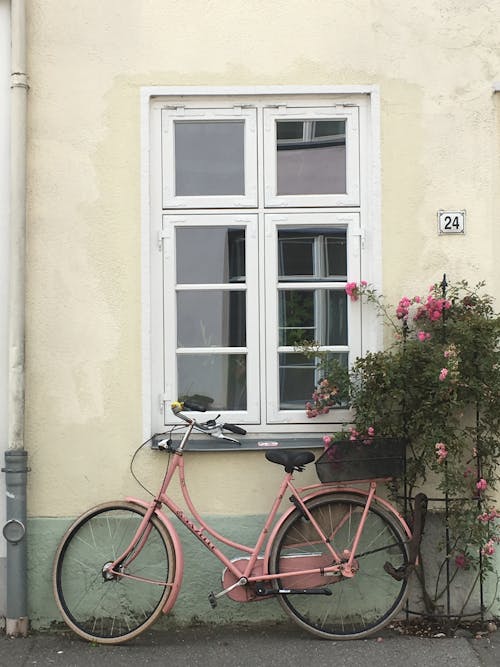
(176, 227), (245, 284)
(175, 121), (245, 196)
(279, 352), (315, 409)
(178, 353), (247, 411)
(279, 289), (347, 347)
(276, 119), (346, 195)
(276, 224), (349, 412)
(313, 120), (345, 138)
(278, 228), (347, 281)
(326, 235), (347, 280)
(276, 121), (304, 141)
(177, 290), (246, 347)
(278, 235), (314, 277)
(279, 352), (348, 410)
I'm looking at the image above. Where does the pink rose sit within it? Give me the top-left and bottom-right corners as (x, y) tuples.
(345, 282), (359, 302)
(476, 478), (487, 492)
(439, 368), (448, 381)
(482, 540), (495, 557)
(435, 442), (448, 463)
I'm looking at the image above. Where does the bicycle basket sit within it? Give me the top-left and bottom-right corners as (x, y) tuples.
(315, 438), (406, 483)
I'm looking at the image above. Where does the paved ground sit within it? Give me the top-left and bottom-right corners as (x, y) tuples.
(1, 623), (500, 667)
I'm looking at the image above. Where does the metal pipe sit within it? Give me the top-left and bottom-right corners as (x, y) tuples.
(2, 0), (29, 637)
(2, 451), (28, 635)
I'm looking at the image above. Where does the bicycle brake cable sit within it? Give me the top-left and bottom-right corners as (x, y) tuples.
(129, 436), (157, 497)
(129, 424), (185, 497)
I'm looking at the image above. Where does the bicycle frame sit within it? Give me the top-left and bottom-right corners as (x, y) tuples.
(111, 419), (413, 613)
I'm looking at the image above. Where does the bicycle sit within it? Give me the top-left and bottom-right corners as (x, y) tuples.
(52, 401), (427, 644)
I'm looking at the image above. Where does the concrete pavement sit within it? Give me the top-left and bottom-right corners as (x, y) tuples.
(1, 623), (499, 667)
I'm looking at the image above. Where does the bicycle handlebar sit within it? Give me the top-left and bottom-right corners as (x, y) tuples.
(171, 401), (247, 438)
(222, 423), (247, 436)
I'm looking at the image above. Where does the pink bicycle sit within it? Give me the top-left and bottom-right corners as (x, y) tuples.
(53, 401), (426, 644)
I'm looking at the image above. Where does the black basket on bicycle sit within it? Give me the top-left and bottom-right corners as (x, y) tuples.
(315, 437), (406, 483)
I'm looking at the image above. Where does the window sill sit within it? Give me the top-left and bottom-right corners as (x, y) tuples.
(152, 432), (324, 452)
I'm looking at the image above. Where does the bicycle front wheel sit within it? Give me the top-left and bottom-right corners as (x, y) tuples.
(53, 501), (176, 644)
(269, 493), (410, 640)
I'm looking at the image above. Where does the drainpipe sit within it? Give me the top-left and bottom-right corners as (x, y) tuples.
(2, 0), (28, 637)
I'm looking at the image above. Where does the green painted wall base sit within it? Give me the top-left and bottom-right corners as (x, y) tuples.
(27, 513), (500, 630)
(28, 514), (284, 630)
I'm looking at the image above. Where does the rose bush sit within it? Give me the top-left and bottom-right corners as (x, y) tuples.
(304, 278), (500, 616)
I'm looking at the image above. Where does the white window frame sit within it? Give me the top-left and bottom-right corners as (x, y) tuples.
(142, 86), (381, 437)
(264, 213), (361, 424)
(263, 106), (360, 207)
(161, 213), (260, 424)
(161, 107), (258, 209)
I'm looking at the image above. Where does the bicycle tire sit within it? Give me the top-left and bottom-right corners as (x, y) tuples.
(53, 501), (176, 644)
(269, 493), (410, 640)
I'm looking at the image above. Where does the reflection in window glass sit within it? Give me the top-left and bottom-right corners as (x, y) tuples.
(279, 352), (348, 410)
(278, 229), (347, 281)
(177, 291), (246, 347)
(326, 235), (347, 279)
(175, 121), (245, 196)
(313, 120), (345, 138)
(178, 353), (247, 410)
(279, 353), (315, 408)
(279, 291), (314, 346)
(279, 236), (314, 277)
(276, 121), (304, 141)
(276, 119), (346, 195)
(279, 289), (347, 346)
(176, 227), (245, 284)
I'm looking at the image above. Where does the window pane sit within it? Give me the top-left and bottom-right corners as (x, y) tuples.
(175, 121), (245, 196)
(176, 227), (245, 284)
(178, 353), (246, 410)
(279, 291), (314, 346)
(326, 291), (348, 346)
(313, 120), (345, 138)
(279, 353), (315, 408)
(279, 289), (347, 346)
(278, 229), (347, 281)
(276, 121), (304, 140)
(279, 235), (314, 277)
(279, 352), (348, 410)
(177, 291), (246, 347)
(276, 119), (346, 195)
(326, 235), (347, 280)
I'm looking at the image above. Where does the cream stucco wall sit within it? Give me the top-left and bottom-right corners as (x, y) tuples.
(25, 1), (500, 520)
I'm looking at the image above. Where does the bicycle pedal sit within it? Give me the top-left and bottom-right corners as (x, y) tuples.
(208, 592), (217, 608)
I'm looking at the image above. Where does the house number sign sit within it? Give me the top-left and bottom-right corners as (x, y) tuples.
(438, 210), (465, 234)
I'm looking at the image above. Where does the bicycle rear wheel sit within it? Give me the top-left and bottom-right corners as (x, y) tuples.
(53, 501), (176, 644)
(269, 493), (409, 640)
